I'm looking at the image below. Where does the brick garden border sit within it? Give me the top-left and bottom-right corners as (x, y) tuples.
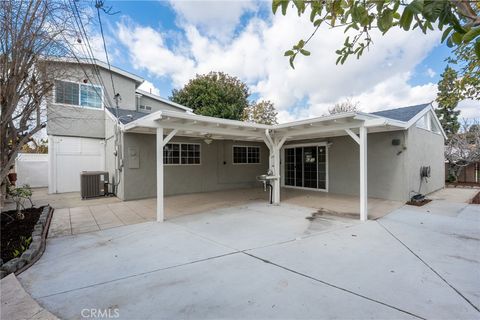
(0, 206), (53, 278)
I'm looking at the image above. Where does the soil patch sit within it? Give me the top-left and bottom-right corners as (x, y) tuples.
(406, 199), (432, 206)
(471, 192), (480, 204)
(307, 208), (358, 220)
(1, 207), (42, 262)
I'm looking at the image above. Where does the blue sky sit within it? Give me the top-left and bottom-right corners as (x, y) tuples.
(85, 0), (477, 121)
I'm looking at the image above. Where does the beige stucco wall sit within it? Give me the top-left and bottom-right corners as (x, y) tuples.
(405, 126), (445, 197)
(120, 133), (269, 201)
(283, 130), (408, 201)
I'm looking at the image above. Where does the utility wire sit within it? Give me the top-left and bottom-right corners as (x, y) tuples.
(95, 0), (118, 111)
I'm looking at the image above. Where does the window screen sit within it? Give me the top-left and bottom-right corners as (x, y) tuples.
(80, 84), (102, 108)
(55, 80), (79, 105)
(233, 146), (260, 164)
(164, 143), (200, 165)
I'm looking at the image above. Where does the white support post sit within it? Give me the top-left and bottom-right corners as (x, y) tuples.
(272, 146), (281, 205)
(359, 126), (368, 221)
(156, 127), (164, 222)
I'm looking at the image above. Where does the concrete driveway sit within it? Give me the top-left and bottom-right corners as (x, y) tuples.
(18, 201), (480, 319)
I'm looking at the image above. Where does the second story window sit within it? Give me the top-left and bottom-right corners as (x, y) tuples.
(55, 80), (103, 109)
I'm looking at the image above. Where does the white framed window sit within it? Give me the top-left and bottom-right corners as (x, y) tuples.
(55, 80), (103, 109)
(233, 146), (260, 164)
(416, 111), (441, 134)
(164, 143), (200, 165)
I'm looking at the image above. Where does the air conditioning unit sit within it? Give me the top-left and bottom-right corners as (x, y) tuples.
(80, 171), (109, 199)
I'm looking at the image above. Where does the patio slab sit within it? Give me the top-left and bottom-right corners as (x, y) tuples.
(18, 200), (480, 319)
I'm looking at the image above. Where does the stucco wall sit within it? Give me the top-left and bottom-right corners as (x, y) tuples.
(406, 126), (445, 197)
(120, 133), (269, 200)
(283, 130), (408, 201)
(137, 95), (187, 113)
(47, 62), (138, 139)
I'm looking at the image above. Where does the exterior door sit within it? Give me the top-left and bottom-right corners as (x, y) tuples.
(284, 144), (327, 191)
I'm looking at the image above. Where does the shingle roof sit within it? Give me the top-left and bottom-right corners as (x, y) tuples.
(372, 103), (430, 122)
(107, 108), (149, 124)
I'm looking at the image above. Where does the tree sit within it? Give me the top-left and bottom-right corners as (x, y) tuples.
(328, 99), (359, 115)
(435, 66), (461, 136)
(243, 100), (278, 125)
(445, 119), (480, 182)
(447, 41), (480, 100)
(273, 0), (480, 68)
(1, 1), (78, 196)
(171, 72), (250, 120)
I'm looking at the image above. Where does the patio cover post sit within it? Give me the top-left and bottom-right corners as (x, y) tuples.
(156, 128), (178, 222)
(156, 127), (164, 222)
(359, 126), (368, 221)
(345, 127), (368, 221)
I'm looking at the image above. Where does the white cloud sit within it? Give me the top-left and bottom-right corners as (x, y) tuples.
(426, 68), (436, 78)
(138, 80), (161, 95)
(457, 100), (480, 119)
(168, 0), (257, 41)
(115, 7), (448, 123)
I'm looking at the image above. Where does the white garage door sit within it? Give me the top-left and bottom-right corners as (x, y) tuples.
(50, 136), (105, 193)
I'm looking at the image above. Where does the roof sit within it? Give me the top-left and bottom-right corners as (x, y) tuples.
(44, 57), (144, 84)
(372, 103), (430, 122)
(106, 108), (149, 124)
(135, 89), (193, 112)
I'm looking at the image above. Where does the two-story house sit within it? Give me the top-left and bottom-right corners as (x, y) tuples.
(46, 58), (446, 222)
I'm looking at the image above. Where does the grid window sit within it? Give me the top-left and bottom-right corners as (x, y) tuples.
(80, 84), (102, 108)
(55, 80), (79, 105)
(55, 80), (102, 109)
(164, 143), (200, 165)
(233, 146), (260, 164)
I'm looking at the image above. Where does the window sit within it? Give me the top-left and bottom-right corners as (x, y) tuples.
(55, 80), (102, 109)
(55, 81), (79, 106)
(139, 105), (152, 112)
(164, 143), (200, 165)
(416, 111), (441, 134)
(233, 146), (260, 164)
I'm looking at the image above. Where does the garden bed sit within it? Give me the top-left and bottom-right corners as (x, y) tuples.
(0, 206), (52, 278)
(1, 207), (42, 263)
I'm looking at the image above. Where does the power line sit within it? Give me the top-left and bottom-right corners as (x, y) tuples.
(95, 0), (118, 109)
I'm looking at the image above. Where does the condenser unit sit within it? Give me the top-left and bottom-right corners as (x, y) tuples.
(80, 171), (109, 199)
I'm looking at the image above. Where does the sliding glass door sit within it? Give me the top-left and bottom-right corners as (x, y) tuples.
(284, 144), (327, 191)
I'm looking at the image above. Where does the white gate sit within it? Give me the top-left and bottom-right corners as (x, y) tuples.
(15, 153), (49, 188)
(49, 136), (105, 193)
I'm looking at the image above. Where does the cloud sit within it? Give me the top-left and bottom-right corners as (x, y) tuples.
(138, 80), (161, 95)
(168, 0), (257, 41)
(115, 7), (447, 123)
(426, 68), (436, 78)
(457, 100), (480, 119)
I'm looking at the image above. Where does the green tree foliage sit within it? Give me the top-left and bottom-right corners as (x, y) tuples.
(273, 0), (480, 68)
(447, 41), (480, 100)
(436, 66), (461, 136)
(170, 72), (250, 120)
(243, 100), (279, 125)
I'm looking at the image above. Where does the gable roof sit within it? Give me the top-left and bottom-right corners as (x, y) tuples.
(106, 108), (149, 124)
(372, 103), (430, 122)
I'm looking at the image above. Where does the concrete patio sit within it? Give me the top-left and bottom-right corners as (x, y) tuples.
(41, 187), (404, 237)
(16, 197), (480, 319)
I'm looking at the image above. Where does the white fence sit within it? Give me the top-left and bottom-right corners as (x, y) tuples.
(15, 153), (49, 188)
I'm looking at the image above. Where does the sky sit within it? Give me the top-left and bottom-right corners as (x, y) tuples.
(85, 0), (479, 123)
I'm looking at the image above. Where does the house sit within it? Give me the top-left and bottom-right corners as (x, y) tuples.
(46, 59), (446, 221)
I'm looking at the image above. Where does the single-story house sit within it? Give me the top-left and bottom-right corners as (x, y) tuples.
(46, 59), (446, 222)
